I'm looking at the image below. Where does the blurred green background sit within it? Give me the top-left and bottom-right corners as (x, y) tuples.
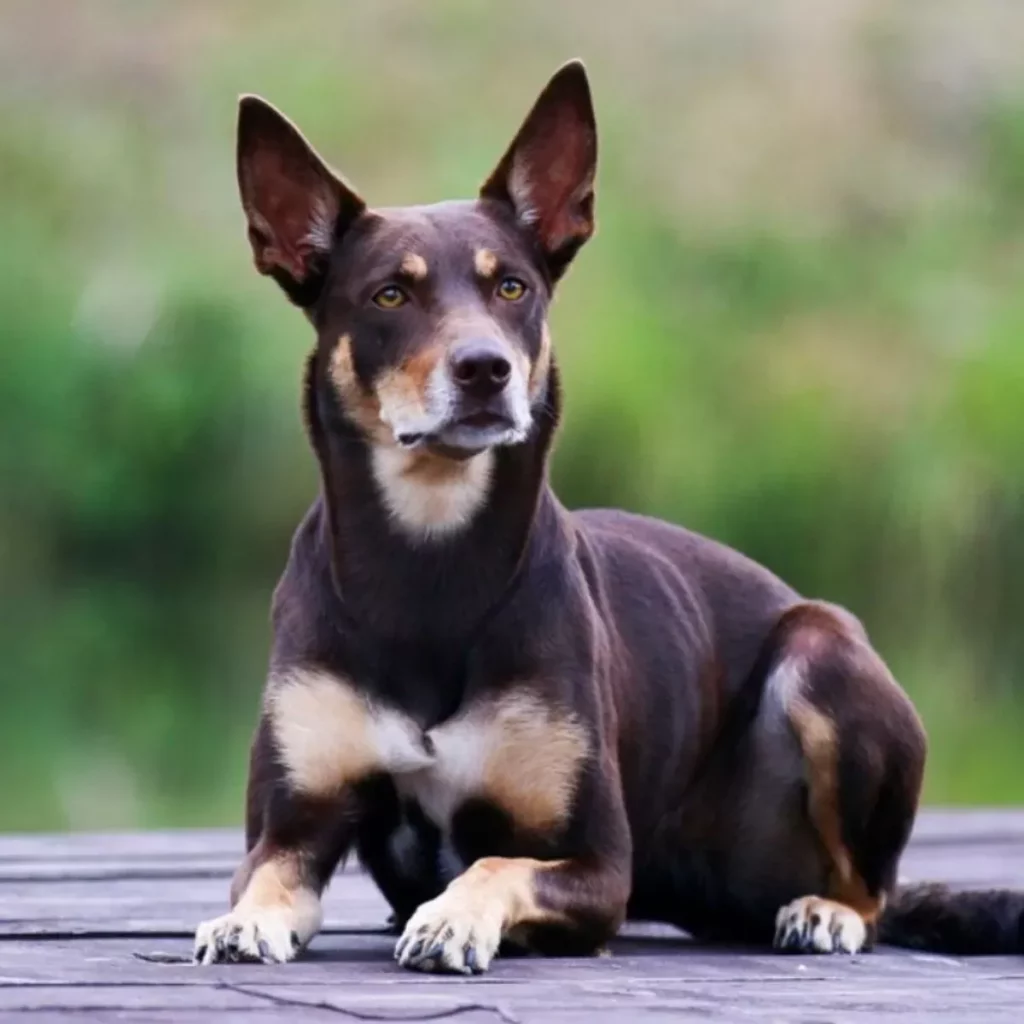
(2, 0), (1024, 831)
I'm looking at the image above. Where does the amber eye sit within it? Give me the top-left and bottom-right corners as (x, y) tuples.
(372, 285), (408, 309)
(497, 276), (527, 301)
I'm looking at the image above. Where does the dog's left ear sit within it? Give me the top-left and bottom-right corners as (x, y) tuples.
(481, 60), (597, 281)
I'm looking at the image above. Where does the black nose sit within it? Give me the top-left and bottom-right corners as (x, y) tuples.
(449, 341), (512, 399)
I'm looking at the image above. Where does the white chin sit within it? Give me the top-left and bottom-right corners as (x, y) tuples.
(421, 422), (526, 457)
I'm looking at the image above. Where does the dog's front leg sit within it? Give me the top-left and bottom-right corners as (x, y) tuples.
(395, 856), (627, 974)
(396, 772), (632, 975)
(194, 721), (355, 965)
(194, 838), (329, 965)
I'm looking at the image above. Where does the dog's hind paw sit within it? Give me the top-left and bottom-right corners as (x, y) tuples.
(773, 896), (867, 954)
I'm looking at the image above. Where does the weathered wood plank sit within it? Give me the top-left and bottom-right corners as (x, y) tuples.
(0, 983), (266, 1013)
(900, 810), (1024, 843)
(0, 812), (1021, 1021)
(1, 933), (1021, 985)
(1, 808), (1018, 864)
(0, 840), (1019, 936)
(0, 943), (1022, 1022)
(0, 830), (243, 861)
(0, 872), (391, 936)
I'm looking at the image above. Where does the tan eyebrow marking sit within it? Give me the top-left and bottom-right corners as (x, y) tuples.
(474, 248), (498, 278)
(400, 253), (428, 280)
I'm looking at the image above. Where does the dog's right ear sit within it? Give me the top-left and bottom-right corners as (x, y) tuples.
(237, 96), (365, 307)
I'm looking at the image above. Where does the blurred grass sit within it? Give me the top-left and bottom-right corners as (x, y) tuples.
(2, 0), (1024, 829)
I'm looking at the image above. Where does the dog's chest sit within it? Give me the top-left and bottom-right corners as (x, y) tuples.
(377, 709), (498, 828)
(267, 670), (590, 835)
(377, 697), (591, 836)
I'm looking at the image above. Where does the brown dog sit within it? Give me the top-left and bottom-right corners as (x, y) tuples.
(194, 61), (1023, 971)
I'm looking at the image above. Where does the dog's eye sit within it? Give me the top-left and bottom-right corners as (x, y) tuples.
(497, 276), (527, 302)
(372, 285), (408, 309)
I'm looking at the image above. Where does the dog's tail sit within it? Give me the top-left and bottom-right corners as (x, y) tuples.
(880, 883), (1024, 954)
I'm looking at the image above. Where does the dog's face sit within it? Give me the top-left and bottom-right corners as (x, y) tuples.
(317, 201), (549, 457)
(236, 62), (596, 461)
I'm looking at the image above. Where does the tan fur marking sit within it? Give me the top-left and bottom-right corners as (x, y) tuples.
(403, 343), (445, 396)
(329, 333), (357, 393)
(788, 693), (881, 922)
(529, 323), (553, 399)
(195, 849), (322, 963)
(375, 344), (446, 429)
(481, 695), (589, 832)
(474, 248), (499, 278)
(396, 856), (567, 971)
(235, 854), (305, 913)
(400, 252), (428, 280)
(394, 692), (589, 833)
(449, 856), (566, 928)
(267, 671), (377, 796)
(330, 334), (390, 444)
(375, 368), (427, 424)
(267, 669), (434, 797)
(336, 336), (450, 452)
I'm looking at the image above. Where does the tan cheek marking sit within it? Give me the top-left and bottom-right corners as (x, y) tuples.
(267, 669), (377, 796)
(403, 343), (446, 396)
(400, 252), (428, 280)
(330, 334), (390, 444)
(375, 344), (446, 426)
(528, 324), (552, 399)
(375, 367), (426, 422)
(474, 248), (498, 278)
(481, 695), (590, 833)
(329, 333), (356, 389)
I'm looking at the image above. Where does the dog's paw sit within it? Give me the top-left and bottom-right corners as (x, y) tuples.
(773, 896), (867, 954)
(193, 908), (301, 965)
(395, 890), (503, 974)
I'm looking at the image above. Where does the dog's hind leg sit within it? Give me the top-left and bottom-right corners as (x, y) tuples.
(751, 602), (927, 953)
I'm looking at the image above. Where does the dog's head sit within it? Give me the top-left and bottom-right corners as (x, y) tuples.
(236, 62), (596, 463)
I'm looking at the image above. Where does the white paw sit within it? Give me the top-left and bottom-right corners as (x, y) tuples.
(395, 890), (503, 975)
(193, 907), (302, 965)
(773, 896), (867, 954)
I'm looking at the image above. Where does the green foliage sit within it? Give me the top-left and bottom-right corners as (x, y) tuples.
(2, 2), (1024, 828)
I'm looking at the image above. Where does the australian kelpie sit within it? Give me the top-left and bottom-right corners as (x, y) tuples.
(195, 61), (1023, 971)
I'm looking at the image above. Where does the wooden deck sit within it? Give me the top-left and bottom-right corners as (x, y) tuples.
(1, 811), (1022, 1022)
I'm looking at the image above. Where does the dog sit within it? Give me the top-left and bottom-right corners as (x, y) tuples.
(194, 61), (1024, 971)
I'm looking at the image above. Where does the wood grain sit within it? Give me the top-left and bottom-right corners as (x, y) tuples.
(0, 812), (1021, 1021)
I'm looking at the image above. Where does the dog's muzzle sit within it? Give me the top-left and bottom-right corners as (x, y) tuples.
(396, 338), (531, 457)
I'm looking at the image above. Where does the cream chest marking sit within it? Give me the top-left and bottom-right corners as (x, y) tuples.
(268, 669), (590, 832)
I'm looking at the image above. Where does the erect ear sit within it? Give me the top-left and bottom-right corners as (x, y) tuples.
(480, 60), (597, 281)
(237, 95), (365, 307)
